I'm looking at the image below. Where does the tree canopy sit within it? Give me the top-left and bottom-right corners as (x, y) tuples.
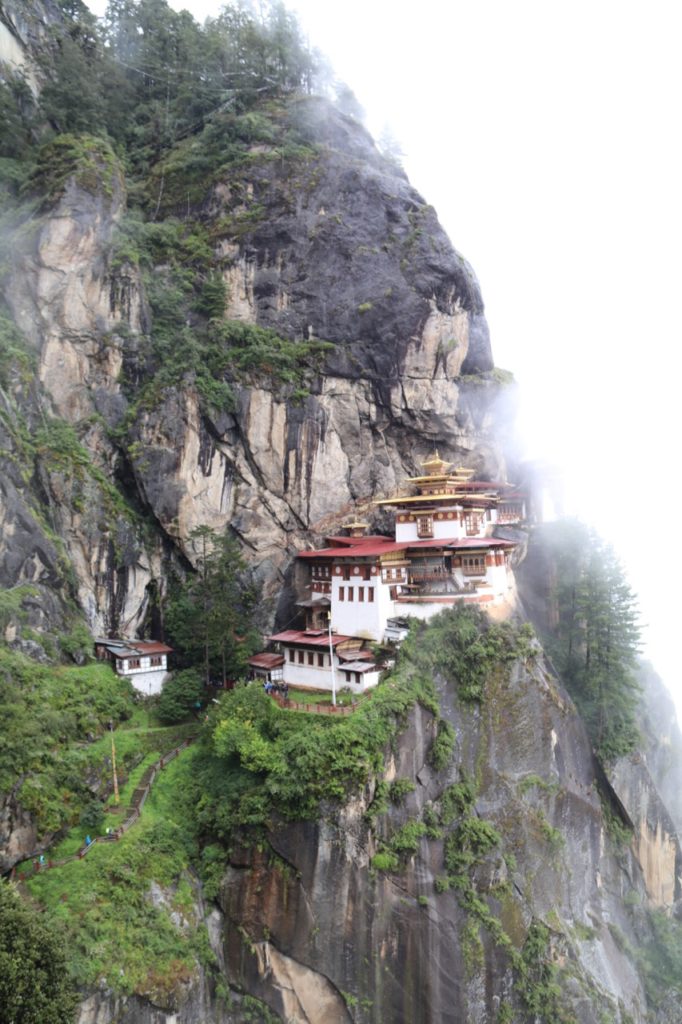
(0, 880), (78, 1024)
(0, 0), (326, 172)
(165, 526), (259, 684)
(540, 520), (641, 762)
(157, 667), (204, 723)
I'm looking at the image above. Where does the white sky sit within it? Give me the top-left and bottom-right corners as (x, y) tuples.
(87, 0), (682, 720)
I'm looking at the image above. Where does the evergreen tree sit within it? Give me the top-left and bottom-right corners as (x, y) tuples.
(0, 880), (77, 1024)
(542, 521), (641, 762)
(165, 526), (259, 684)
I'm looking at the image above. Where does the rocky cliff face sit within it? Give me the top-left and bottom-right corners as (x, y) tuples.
(3, 10), (681, 1024)
(1, 94), (514, 639)
(216, 651), (677, 1024)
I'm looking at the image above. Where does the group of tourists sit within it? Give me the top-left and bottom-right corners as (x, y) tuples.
(263, 680), (289, 700)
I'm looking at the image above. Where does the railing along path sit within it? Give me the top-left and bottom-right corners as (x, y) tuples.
(13, 736), (196, 880)
(268, 692), (369, 716)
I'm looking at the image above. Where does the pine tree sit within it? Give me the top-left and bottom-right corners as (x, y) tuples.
(165, 526), (259, 685)
(543, 521), (641, 762)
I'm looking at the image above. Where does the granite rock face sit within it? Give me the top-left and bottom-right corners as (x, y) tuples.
(216, 652), (677, 1024)
(1, 95), (514, 635)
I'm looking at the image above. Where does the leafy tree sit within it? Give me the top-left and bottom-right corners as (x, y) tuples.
(157, 668), (204, 723)
(0, 880), (78, 1024)
(540, 520), (641, 762)
(165, 527), (258, 684)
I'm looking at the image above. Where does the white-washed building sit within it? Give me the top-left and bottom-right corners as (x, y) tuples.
(254, 454), (523, 695)
(94, 639), (173, 695)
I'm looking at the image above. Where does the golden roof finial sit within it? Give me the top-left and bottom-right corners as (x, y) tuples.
(421, 450), (452, 476)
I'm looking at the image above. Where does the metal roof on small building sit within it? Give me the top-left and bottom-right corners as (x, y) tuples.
(270, 629), (354, 647)
(248, 653), (285, 669)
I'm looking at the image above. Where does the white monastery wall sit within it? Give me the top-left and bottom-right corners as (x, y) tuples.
(330, 576), (382, 640)
(127, 670), (169, 696)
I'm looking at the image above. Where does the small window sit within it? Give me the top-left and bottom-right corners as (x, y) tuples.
(298, 650), (304, 664)
(288, 649), (295, 662)
(368, 588), (374, 602)
(355, 672), (362, 684)
(307, 651), (314, 666)
(417, 515), (433, 538)
(358, 587), (364, 602)
(339, 586), (345, 601)
(317, 652), (324, 667)
(390, 585), (398, 600)
(348, 587), (354, 601)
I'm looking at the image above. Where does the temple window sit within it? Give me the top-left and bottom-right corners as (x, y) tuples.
(417, 515), (434, 538)
(462, 556), (486, 576)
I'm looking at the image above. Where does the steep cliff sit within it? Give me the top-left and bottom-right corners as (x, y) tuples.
(0, 94), (514, 640)
(2, 6), (681, 1024)
(213, 625), (679, 1024)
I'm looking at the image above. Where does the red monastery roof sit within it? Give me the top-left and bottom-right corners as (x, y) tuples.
(270, 630), (355, 647)
(133, 641), (173, 655)
(323, 535), (391, 547)
(298, 537), (516, 559)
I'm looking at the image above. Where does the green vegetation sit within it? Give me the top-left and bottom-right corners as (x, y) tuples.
(400, 606), (535, 703)
(26, 749), (214, 1003)
(0, 648), (136, 833)
(637, 908), (682, 1007)
(3, 1), (323, 180)
(0, 0), (336, 442)
(26, 133), (120, 204)
(157, 668), (204, 723)
(517, 773), (560, 796)
(0, 880), (78, 1024)
(459, 367), (516, 387)
(165, 526), (259, 684)
(201, 668), (438, 832)
(374, 819), (427, 868)
(515, 920), (572, 1023)
(0, 305), (35, 386)
(388, 777), (415, 803)
(538, 521), (641, 762)
(430, 718), (456, 769)
(110, 211), (333, 420)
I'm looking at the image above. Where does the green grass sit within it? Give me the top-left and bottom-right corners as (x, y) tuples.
(0, 649), (138, 833)
(286, 686), (360, 706)
(26, 747), (208, 1002)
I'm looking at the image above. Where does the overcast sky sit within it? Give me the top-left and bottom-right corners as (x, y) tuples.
(87, 0), (682, 720)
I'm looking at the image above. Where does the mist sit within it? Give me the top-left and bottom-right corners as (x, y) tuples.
(289, 0), (682, 722)
(85, 0), (681, 718)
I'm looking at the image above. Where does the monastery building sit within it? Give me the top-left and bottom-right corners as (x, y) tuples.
(249, 454), (524, 696)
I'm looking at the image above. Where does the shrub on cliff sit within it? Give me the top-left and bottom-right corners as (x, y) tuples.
(0, 880), (77, 1024)
(157, 669), (205, 723)
(537, 521), (641, 762)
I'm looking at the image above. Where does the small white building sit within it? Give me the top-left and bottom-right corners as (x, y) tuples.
(248, 652), (285, 684)
(94, 639), (173, 695)
(268, 629), (382, 695)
